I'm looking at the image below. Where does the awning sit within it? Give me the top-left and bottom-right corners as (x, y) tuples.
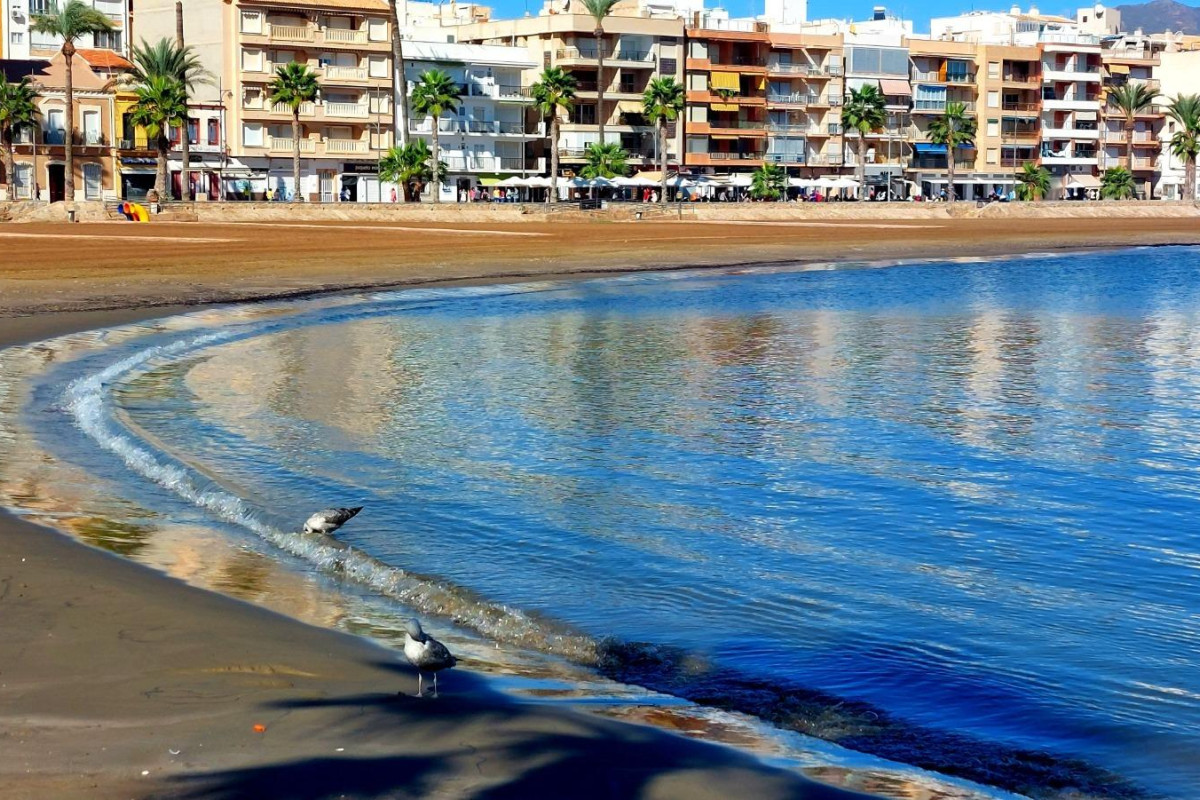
(880, 79), (911, 95)
(710, 134), (740, 140)
(1108, 64), (1130, 75)
(478, 177), (502, 186)
(913, 143), (948, 154)
(710, 102), (739, 112)
(709, 72), (740, 91)
(120, 157), (156, 165)
(1066, 173), (1101, 188)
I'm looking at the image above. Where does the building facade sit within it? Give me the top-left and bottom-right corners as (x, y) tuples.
(4, 0), (129, 60)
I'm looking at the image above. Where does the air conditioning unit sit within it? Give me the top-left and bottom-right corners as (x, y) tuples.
(12, 6), (26, 21)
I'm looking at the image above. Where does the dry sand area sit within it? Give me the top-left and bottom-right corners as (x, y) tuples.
(2, 215), (1199, 316)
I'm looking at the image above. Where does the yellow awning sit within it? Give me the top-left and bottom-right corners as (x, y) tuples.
(710, 134), (741, 140)
(709, 72), (741, 91)
(710, 102), (739, 112)
(1107, 64), (1130, 75)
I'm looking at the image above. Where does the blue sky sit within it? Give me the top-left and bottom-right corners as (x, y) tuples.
(486, 0), (1197, 34)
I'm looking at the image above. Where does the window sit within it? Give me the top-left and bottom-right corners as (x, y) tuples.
(208, 118), (220, 145)
(571, 104), (596, 125)
(13, 164), (32, 199)
(186, 118), (199, 144)
(93, 30), (122, 50)
(243, 123), (264, 147)
(988, 61), (1000, 78)
(659, 57), (677, 75)
(368, 18), (387, 41)
(82, 109), (102, 144)
(686, 136), (708, 153)
(987, 119), (999, 137)
(169, 124), (180, 145)
(29, 0), (50, 14)
(10, 32), (23, 45)
(368, 55), (388, 78)
(987, 90), (999, 108)
(83, 163), (102, 199)
(241, 11), (263, 33)
(242, 48), (265, 72)
(687, 73), (706, 91)
(13, 123), (33, 144)
(243, 88), (263, 108)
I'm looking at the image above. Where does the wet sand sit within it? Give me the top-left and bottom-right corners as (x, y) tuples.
(2, 217), (1198, 799)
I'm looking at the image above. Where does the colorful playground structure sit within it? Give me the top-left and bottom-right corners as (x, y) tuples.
(117, 201), (150, 222)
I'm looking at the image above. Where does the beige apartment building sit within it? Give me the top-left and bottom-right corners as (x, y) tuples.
(456, 10), (685, 175)
(137, 0), (394, 201)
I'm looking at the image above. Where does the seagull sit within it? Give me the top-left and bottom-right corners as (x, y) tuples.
(302, 506), (363, 536)
(404, 618), (457, 698)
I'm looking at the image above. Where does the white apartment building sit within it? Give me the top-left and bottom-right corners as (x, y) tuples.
(4, 0), (129, 59)
(401, 40), (539, 201)
(1157, 48), (1200, 201)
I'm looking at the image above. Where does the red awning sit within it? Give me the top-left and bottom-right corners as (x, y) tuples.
(879, 79), (912, 95)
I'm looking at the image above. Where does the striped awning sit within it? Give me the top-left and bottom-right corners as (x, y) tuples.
(710, 102), (739, 112)
(709, 72), (741, 91)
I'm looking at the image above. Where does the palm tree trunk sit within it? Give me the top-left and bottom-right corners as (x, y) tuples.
(155, 133), (169, 200)
(63, 41), (75, 202)
(291, 111), (301, 202)
(177, 0), (191, 203)
(549, 115), (559, 204)
(1124, 116), (1134, 171)
(387, 0), (409, 148)
(430, 115), (440, 204)
(660, 119), (668, 204)
(947, 145), (956, 203)
(595, 26), (606, 146)
(1188, 156), (1197, 206)
(1, 126), (14, 202)
(857, 133), (866, 191)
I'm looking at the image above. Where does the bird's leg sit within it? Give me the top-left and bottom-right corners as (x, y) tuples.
(415, 672), (423, 697)
(433, 672), (439, 698)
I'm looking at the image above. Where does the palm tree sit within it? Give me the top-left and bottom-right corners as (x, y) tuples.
(926, 101), (977, 202)
(1167, 93), (1200, 204)
(1101, 166), (1136, 199)
(410, 69), (460, 204)
(0, 77), (39, 201)
(31, 0), (112, 202)
(386, 0), (409, 146)
(642, 76), (683, 204)
(531, 67), (576, 204)
(125, 37), (208, 201)
(1014, 161), (1050, 201)
(379, 139), (443, 202)
(128, 75), (186, 201)
(267, 62), (318, 202)
(841, 84), (885, 190)
(1106, 82), (1158, 171)
(750, 163), (786, 200)
(580, 141), (628, 179)
(581, 0), (618, 145)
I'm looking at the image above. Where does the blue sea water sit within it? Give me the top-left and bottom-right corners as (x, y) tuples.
(14, 248), (1200, 798)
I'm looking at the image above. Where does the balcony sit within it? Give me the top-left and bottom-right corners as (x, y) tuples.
(1042, 96), (1101, 110)
(767, 92), (808, 106)
(765, 152), (806, 164)
(1002, 72), (1041, 86)
(271, 100), (316, 116)
(1043, 126), (1099, 139)
(324, 65), (368, 81)
(1040, 151), (1097, 164)
(1043, 68), (1101, 82)
(1002, 101), (1040, 114)
(911, 70), (975, 84)
(805, 154), (844, 166)
(268, 23), (312, 43)
(410, 119), (540, 136)
(497, 84), (534, 102)
(326, 138), (368, 153)
(324, 102), (369, 119)
(322, 27), (367, 45)
(442, 155), (530, 172)
(554, 47), (654, 67)
(268, 136), (317, 153)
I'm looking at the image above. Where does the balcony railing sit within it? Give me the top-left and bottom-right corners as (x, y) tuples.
(269, 136), (316, 152)
(827, 123), (843, 135)
(766, 122), (809, 132)
(324, 65), (368, 81)
(709, 54), (764, 66)
(326, 138), (368, 153)
(75, 131), (106, 145)
(272, 100), (316, 115)
(912, 71), (975, 84)
(322, 27), (366, 44)
(1002, 72), (1040, 84)
(767, 92), (808, 105)
(325, 102), (369, 118)
(766, 62), (810, 74)
(707, 119), (766, 129)
(555, 47), (651, 63)
(497, 84), (533, 100)
(1002, 101), (1040, 112)
(269, 23), (312, 42)
(443, 155), (529, 171)
(765, 152), (807, 163)
(411, 119), (538, 135)
(707, 151), (767, 159)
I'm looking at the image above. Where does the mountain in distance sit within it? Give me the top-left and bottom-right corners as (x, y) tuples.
(1115, 0), (1200, 33)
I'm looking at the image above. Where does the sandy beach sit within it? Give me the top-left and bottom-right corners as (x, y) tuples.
(2, 215), (1199, 799)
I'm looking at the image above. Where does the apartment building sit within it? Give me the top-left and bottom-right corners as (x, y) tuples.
(764, 32), (843, 171)
(4, 0), (128, 59)
(1157, 47), (1200, 201)
(456, 10), (685, 175)
(1100, 32), (1167, 198)
(135, 0), (394, 201)
(0, 50), (123, 201)
(402, 40), (540, 200)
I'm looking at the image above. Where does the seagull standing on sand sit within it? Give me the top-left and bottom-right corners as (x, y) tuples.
(302, 506), (363, 536)
(404, 618), (457, 698)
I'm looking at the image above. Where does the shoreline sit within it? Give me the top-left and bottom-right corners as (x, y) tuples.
(0, 302), (879, 800)
(3, 222), (1194, 799)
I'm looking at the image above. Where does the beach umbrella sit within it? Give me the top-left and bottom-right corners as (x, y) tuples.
(615, 175), (658, 187)
(524, 176), (554, 188)
(497, 175), (526, 187)
(831, 177), (861, 189)
(813, 177), (838, 188)
(789, 177), (815, 188)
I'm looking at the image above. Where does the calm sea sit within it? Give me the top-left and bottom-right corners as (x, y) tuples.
(8, 248), (1200, 799)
